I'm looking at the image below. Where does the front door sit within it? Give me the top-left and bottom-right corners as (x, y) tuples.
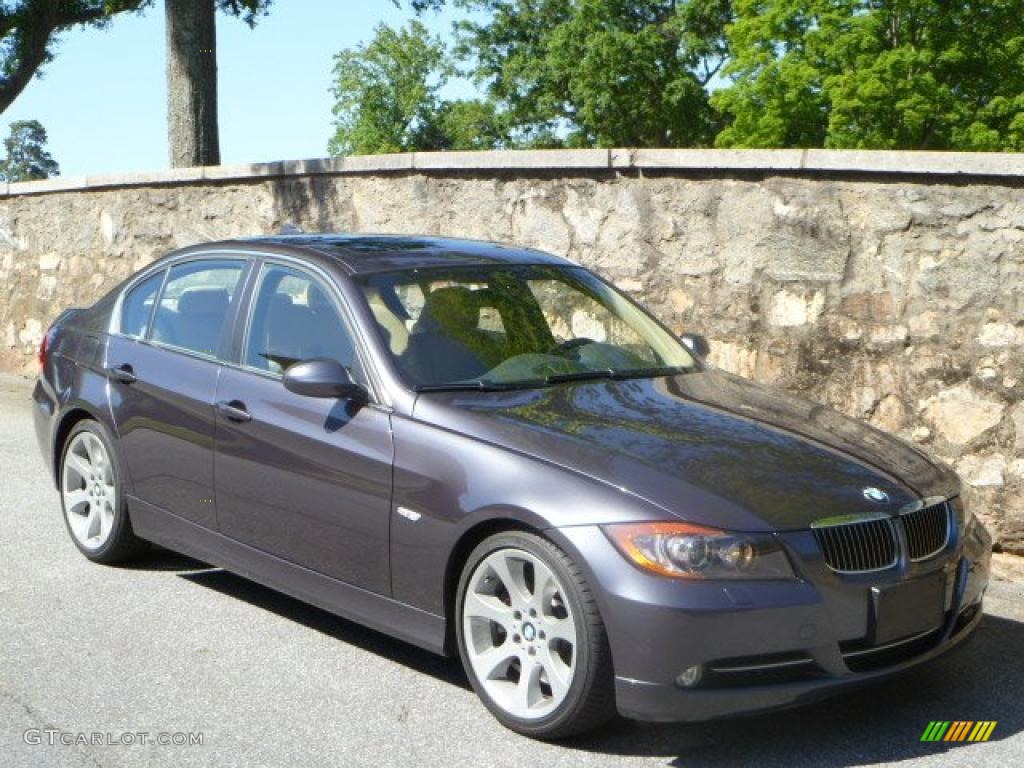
(213, 263), (394, 594)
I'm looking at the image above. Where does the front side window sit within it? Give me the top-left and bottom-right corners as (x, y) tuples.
(245, 265), (360, 378)
(150, 260), (245, 357)
(120, 271), (164, 338)
(356, 265), (696, 389)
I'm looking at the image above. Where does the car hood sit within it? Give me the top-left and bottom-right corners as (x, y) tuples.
(412, 369), (959, 532)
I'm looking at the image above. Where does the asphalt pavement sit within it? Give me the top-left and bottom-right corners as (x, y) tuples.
(1, 373), (1022, 768)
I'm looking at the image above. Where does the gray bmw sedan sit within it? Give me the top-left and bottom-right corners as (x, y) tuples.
(33, 234), (991, 739)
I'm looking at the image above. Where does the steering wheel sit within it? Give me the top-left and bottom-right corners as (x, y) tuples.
(547, 337), (595, 356)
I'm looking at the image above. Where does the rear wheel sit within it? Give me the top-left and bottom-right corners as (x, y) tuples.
(456, 531), (615, 739)
(60, 420), (147, 563)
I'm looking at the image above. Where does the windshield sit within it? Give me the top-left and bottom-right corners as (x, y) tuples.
(355, 264), (697, 391)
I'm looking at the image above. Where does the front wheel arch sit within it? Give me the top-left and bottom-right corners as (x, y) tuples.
(443, 517), (544, 655)
(454, 529), (617, 738)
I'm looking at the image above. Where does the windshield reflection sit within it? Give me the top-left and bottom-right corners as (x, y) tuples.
(356, 264), (697, 391)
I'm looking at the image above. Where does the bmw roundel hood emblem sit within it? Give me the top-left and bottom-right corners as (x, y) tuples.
(862, 487), (890, 503)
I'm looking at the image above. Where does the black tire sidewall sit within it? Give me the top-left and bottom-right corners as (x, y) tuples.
(59, 420), (131, 562)
(455, 530), (599, 738)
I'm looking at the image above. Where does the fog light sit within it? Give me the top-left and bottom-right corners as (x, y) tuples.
(675, 665), (703, 688)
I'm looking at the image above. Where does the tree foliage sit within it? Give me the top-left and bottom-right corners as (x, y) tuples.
(336, 0), (1024, 152)
(0, 118), (58, 180)
(0, 2), (270, 117)
(0, 2), (141, 114)
(714, 0), (1024, 150)
(328, 20), (506, 155)
(452, 0), (732, 147)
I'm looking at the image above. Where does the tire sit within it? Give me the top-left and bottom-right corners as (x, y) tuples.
(59, 420), (148, 564)
(455, 530), (616, 739)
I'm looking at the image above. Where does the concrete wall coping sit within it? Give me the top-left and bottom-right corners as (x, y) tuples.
(3, 148), (1022, 197)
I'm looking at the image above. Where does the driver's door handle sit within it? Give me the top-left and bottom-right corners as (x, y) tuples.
(216, 400), (252, 423)
(108, 364), (137, 384)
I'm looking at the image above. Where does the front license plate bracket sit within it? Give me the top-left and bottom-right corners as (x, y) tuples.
(870, 575), (945, 645)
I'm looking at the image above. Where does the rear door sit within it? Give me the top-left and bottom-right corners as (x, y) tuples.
(213, 261), (394, 594)
(107, 257), (248, 528)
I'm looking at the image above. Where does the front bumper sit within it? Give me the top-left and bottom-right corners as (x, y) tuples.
(552, 518), (991, 723)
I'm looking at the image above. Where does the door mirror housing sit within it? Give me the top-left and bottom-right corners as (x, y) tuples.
(679, 333), (710, 358)
(283, 358), (368, 401)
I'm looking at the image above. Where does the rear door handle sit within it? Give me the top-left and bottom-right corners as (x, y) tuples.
(216, 400), (252, 423)
(108, 364), (137, 384)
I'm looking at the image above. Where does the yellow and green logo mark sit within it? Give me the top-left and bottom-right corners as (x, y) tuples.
(921, 721), (997, 742)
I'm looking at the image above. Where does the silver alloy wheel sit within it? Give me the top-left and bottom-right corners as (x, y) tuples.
(61, 432), (117, 551)
(462, 547), (577, 720)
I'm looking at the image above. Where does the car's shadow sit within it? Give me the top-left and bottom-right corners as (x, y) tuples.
(167, 559), (1021, 765)
(176, 567), (470, 690)
(117, 547), (212, 572)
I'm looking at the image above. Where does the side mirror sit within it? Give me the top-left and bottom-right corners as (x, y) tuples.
(680, 333), (710, 358)
(283, 358), (368, 401)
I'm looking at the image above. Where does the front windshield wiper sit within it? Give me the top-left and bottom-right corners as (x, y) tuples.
(544, 366), (695, 385)
(607, 365), (696, 380)
(542, 369), (617, 384)
(413, 380), (519, 393)
(414, 366), (697, 394)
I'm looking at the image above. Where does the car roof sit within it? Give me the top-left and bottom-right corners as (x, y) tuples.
(209, 234), (572, 275)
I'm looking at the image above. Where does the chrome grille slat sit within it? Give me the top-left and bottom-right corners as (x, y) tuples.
(866, 519), (880, 569)
(855, 523), (869, 570)
(812, 517), (898, 573)
(848, 525), (862, 571)
(812, 498), (952, 574)
(847, 525), (861, 571)
(836, 526), (849, 569)
(906, 513), (919, 555)
(840, 525), (854, 570)
(903, 501), (950, 561)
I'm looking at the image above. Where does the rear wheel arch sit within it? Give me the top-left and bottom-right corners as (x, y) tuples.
(58, 418), (148, 563)
(52, 407), (99, 488)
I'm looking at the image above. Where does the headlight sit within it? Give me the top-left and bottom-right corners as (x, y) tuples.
(602, 522), (795, 580)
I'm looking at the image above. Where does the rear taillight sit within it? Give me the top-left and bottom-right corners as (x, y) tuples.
(38, 326), (56, 371)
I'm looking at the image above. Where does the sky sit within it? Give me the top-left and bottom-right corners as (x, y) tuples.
(1, 1), (475, 178)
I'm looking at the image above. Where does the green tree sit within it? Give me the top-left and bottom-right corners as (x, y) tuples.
(452, 0), (732, 147)
(0, 2), (151, 115)
(0, 2), (272, 167)
(417, 98), (507, 150)
(714, 0), (1024, 150)
(328, 20), (506, 155)
(0, 119), (59, 180)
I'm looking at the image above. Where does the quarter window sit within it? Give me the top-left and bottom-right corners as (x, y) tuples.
(150, 260), (245, 357)
(120, 271), (164, 338)
(245, 265), (360, 378)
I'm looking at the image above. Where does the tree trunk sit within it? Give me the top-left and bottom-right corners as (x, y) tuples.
(166, 0), (220, 167)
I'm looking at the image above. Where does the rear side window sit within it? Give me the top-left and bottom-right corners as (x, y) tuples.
(150, 260), (245, 357)
(120, 271), (164, 338)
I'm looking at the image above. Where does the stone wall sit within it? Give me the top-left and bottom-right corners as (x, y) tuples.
(1, 149), (1022, 552)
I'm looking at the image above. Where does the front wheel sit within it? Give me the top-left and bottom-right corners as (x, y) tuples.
(59, 420), (147, 563)
(456, 531), (615, 739)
